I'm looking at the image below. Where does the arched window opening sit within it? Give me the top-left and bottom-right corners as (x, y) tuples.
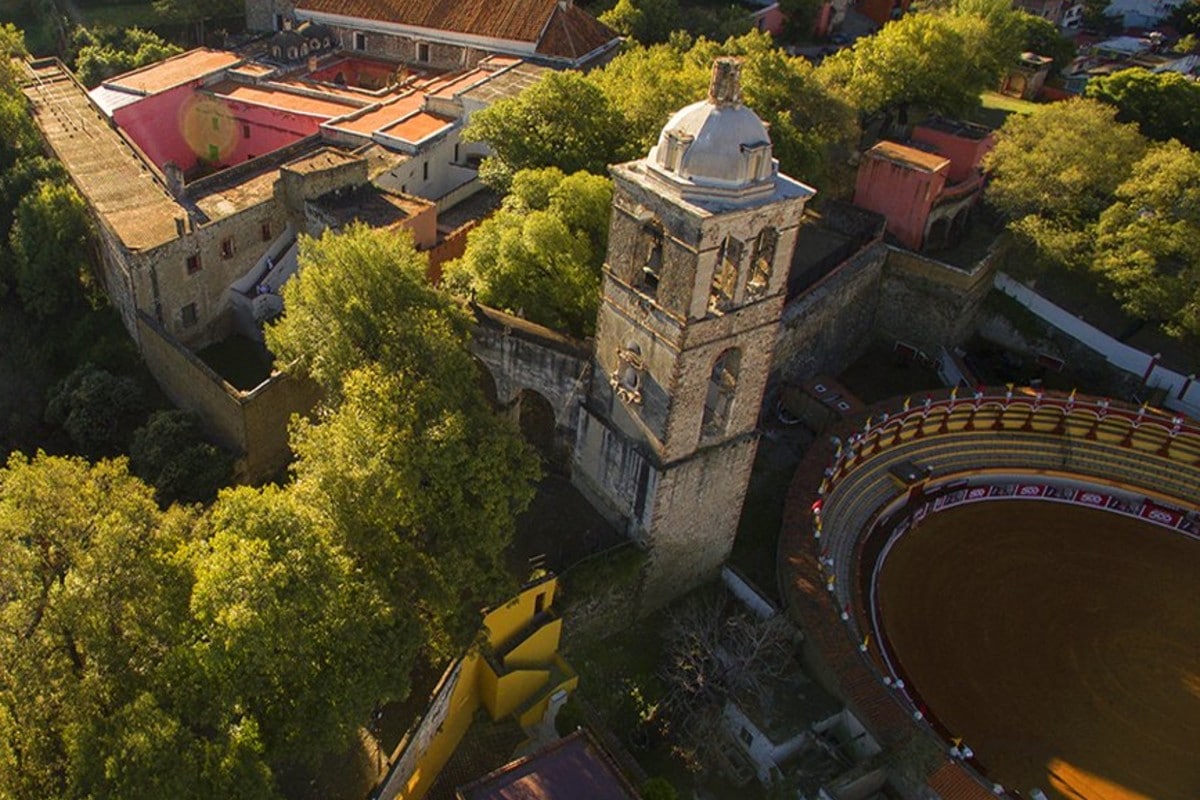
(611, 342), (644, 405)
(745, 226), (777, 301)
(638, 222), (664, 298)
(710, 235), (741, 312)
(702, 348), (741, 437)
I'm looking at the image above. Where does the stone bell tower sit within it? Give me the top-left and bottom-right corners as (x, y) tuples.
(572, 58), (816, 610)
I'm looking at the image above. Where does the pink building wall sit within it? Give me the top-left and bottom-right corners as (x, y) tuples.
(852, 155), (945, 251)
(116, 87), (331, 173)
(752, 4), (785, 36)
(911, 126), (995, 184)
(114, 82), (206, 173)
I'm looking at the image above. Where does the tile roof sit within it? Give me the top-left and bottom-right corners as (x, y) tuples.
(380, 111), (454, 143)
(927, 761), (998, 800)
(296, 0), (560, 43)
(458, 730), (640, 800)
(535, 4), (619, 61)
(104, 48), (242, 95)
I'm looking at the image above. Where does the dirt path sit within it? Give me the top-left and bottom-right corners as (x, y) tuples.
(876, 501), (1200, 800)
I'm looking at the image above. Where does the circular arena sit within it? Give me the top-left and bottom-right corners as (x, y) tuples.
(779, 389), (1200, 800)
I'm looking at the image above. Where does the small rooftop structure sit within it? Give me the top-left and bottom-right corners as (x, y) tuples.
(863, 141), (950, 174)
(456, 730), (640, 800)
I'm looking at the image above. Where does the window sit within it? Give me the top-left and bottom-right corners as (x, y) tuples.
(181, 303), (198, 327)
(416, 42), (430, 63)
(610, 342), (643, 405)
(242, 123), (251, 139)
(423, 161), (429, 181)
(353, 31), (366, 50)
(260, 221), (272, 242)
(745, 227), (777, 301)
(288, 46), (298, 59)
(702, 348), (741, 438)
(454, 142), (460, 162)
(661, 131), (692, 173)
(534, 592), (546, 615)
(274, 13), (284, 31)
(186, 254), (201, 275)
(638, 221), (664, 298)
(743, 142), (770, 182)
(220, 237), (235, 259)
(739, 727), (754, 747)
(710, 235), (741, 312)
(271, 45), (281, 59)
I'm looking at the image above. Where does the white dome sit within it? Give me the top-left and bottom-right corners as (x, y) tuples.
(645, 58), (776, 200)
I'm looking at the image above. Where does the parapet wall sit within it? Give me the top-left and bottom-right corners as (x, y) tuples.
(136, 313), (320, 482)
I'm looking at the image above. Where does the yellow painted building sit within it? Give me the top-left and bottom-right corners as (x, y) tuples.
(378, 575), (579, 800)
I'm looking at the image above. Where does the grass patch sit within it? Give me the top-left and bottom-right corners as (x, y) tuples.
(973, 90), (1042, 129)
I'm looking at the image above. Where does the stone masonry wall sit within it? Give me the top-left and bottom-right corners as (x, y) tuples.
(875, 246), (995, 356)
(136, 314), (320, 482)
(773, 241), (887, 383)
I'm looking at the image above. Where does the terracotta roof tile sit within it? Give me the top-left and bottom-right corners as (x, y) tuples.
(105, 48), (242, 95)
(928, 761), (998, 800)
(535, 5), (619, 61)
(296, 0), (558, 43)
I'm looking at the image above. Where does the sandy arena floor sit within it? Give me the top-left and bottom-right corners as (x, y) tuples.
(876, 501), (1200, 800)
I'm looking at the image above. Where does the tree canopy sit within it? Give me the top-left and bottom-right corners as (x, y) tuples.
(443, 168), (612, 337)
(72, 27), (183, 88)
(1085, 68), (1200, 150)
(1093, 141), (1200, 337)
(817, 0), (1023, 118)
(269, 224), (541, 653)
(463, 70), (634, 190)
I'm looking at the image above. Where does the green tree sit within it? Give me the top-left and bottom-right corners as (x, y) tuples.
(443, 168), (612, 337)
(462, 71), (634, 190)
(0, 453), (195, 798)
(1093, 141), (1200, 337)
(985, 98), (1147, 267)
(189, 485), (419, 768)
(779, 0), (824, 39)
(818, 1), (1022, 119)
(1169, 0), (1200, 34)
(265, 224), (464, 401)
(1014, 11), (1077, 73)
(9, 179), (94, 319)
(267, 224), (541, 654)
(73, 27), (183, 88)
(44, 363), (149, 457)
(152, 0), (239, 44)
(600, 0), (683, 43)
(1085, 68), (1200, 150)
(130, 410), (233, 505)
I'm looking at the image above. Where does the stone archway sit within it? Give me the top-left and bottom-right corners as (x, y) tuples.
(516, 389), (557, 465)
(472, 356), (500, 411)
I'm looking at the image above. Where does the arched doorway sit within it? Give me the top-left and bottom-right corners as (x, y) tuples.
(516, 389), (557, 466)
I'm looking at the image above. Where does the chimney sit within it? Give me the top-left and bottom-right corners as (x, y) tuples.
(708, 57), (742, 106)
